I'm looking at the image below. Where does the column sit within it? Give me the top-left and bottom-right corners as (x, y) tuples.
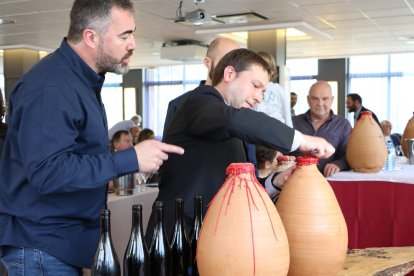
(317, 58), (348, 117)
(247, 29), (286, 82)
(122, 69), (143, 120)
(4, 49), (40, 100)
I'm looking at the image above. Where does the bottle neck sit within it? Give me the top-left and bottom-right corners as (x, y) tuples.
(100, 211), (111, 235)
(194, 197), (203, 226)
(175, 199), (185, 225)
(132, 206), (144, 234)
(155, 206), (164, 229)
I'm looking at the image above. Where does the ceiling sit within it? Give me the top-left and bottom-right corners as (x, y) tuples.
(1, 0), (414, 68)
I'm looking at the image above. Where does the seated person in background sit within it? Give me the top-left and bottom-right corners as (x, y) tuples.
(136, 128), (157, 183)
(256, 145), (283, 201)
(380, 120), (402, 155)
(108, 119), (136, 141)
(137, 128), (155, 143)
(293, 81), (351, 177)
(108, 130), (134, 191)
(256, 145), (296, 201)
(256, 144), (280, 181)
(110, 130), (133, 151)
(130, 114), (142, 128)
(129, 125), (140, 145)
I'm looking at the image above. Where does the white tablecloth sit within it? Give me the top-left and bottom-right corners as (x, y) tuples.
(83, 186), (159, 275)
(107, 186), (159, 270)
(327, 157), (414, 184)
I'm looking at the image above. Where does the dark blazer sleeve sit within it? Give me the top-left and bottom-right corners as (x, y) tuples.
(180, 89), (295, 154)
(371, 112), (381, 126)
(360, 106), (381, 126)
(163, 100), (177, 135)
(163, 92), (192, 135)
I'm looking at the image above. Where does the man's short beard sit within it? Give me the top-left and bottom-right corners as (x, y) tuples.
(96, 44), (131, 75)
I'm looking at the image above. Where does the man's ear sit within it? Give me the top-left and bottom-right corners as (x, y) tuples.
(264, 160), (272, 169)
(83, 29), (99, 49)
(223, 66), (236, 82)
(204, 56), (212, 70)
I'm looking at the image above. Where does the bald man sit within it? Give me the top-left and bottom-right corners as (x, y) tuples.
(292, 81), (352, 177)
(380, 120), (402, 153)
(163, 37), (240, 132)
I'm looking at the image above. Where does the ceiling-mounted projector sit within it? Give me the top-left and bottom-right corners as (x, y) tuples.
(185, 9), (210, 25)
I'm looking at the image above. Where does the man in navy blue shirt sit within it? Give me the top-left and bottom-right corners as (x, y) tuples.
(0, 0), (183, 274)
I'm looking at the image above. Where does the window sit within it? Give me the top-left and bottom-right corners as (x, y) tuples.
(348, 53), (414, 133)
(143, 64), (206, 137)
(101, 73), (123, 129)
(286, 58), (318, 115)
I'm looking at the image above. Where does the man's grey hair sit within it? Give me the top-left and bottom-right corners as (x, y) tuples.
(67, 0), (134, 43)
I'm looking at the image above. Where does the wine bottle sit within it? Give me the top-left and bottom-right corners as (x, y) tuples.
(123, 204), (150, 276)
(91, 209), (121, 276)
(171, 198), (192, 275)
(149, 201), (172, 276)
(190, 196), (203, 276)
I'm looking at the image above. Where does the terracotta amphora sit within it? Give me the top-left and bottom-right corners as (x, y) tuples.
(402, 112), (414, 157)
(197, 163), (290, 276)
(346, 111), (387, 172)
(276, 156), (348, 276)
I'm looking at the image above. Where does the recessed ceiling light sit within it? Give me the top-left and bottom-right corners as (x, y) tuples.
(0, 19), (16, 25)
(219, 28), (311, 44)
(196, 21), (332, 40)
(398, 36), (414, 41)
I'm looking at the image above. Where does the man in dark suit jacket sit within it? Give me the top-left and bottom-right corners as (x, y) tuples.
(145, 49), (335, 242)
(346, 93), (380, 126)
(163, 38), (240, 133)
(163, 37), (260, 174)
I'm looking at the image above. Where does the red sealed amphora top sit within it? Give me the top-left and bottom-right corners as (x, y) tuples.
(346, 111), (387, 172)
(197, 163), (289, 276)
(276, 156), (348, 276)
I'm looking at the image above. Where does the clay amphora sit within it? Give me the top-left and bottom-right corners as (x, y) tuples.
(276, 156), (348, 275)
(346, 111), (387, 172)
(197, 163), (290, 276)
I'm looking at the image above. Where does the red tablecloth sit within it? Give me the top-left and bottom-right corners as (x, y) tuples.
(329, 180), (414, 249)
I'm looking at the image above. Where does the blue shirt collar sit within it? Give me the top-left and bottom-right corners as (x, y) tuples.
(58, 38), (106, 94)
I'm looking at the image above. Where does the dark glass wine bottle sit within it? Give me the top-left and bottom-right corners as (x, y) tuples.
(123, 204), (150, 276)
(190, 196), (203, 276)
(171, 198), (192, 276)
(91, 209), (121, 276)
(149, 201), (172, 276)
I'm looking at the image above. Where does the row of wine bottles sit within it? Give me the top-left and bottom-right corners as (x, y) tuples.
(91, 196), (203, 276)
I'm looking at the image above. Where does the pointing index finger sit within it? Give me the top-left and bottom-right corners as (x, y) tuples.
(159, 142), (185, 155)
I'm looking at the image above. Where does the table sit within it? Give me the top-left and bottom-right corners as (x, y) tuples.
(107, 186), (159, 266)
(327, 157), (414, 250)
(83, 186), (159, 276)
(339, 246), (414, 275)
